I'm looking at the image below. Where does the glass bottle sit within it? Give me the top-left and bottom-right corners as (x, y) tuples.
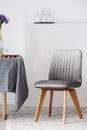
(0, 29), (4, 54)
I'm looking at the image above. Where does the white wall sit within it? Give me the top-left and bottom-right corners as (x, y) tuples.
(0, 0), (87, 107)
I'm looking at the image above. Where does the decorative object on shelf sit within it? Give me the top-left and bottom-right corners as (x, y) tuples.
(34, 9), (55, 24)
(0, 14), (9, 54)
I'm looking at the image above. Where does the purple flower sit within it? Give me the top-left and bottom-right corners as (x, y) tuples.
(0, 14), (9, 29)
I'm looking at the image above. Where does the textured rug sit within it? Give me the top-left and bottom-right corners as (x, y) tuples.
(0, 106), (87, 130)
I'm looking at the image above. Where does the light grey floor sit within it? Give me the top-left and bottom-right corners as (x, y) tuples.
(0, 105), (87, 130)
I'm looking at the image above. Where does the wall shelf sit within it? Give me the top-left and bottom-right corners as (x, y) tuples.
(34, 21), (87, 24)
(34, 22), (55, 24)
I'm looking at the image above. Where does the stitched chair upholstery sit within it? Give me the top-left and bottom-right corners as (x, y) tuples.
(34, 50), (83, 124)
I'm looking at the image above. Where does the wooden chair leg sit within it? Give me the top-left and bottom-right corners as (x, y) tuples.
(2, 92), (7, 120)
(49, 90), (53, 117)
(69, 89), (83, 119)
(63, 90), (67, 124)
(34, 89), (47, 122)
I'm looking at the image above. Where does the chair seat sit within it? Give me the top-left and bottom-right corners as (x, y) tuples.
(34, 80), (81, 89)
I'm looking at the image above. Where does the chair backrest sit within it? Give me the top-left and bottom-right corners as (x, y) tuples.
(49, 50), (82, 82)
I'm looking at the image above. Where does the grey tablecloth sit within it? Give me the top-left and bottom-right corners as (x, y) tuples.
(0, 56), (28, 111)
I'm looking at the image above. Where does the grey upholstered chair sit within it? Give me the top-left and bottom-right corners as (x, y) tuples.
(34, 50), (83, 124)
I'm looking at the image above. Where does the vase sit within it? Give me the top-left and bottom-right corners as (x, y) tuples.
(0, 29), (2, 40)
(0, 29), (4, 54)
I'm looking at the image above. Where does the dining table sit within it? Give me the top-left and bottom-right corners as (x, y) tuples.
(0, 54), (28, 119)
